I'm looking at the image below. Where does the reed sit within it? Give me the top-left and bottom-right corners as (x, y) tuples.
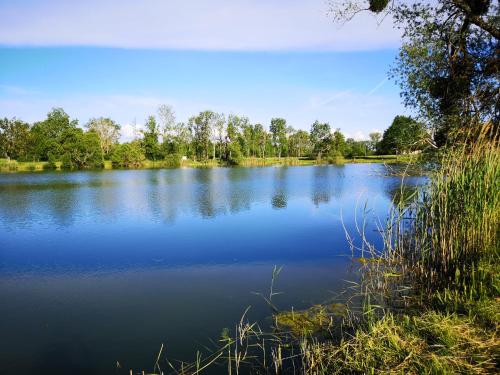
(383, 127), (499, 307)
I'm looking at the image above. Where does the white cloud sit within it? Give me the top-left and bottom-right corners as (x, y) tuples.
(344, 130), (367, 141)
(0, 0), (401, 51)
(120, 123), (140, 143)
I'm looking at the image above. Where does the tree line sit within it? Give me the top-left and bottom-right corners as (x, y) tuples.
(0, 106), (427, 169)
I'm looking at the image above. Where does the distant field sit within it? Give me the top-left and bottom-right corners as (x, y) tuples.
(0, 155), (413, 173)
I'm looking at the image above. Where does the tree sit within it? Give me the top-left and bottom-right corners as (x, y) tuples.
(157, 104), (176, 144)
(226, 114), (244, 163)
(173, 122), (193, 157)
(289, 130), (310, 157)
(30, 108), (77, 160)
(0, 117), (31, 160)
(111, 141), (145, 168)
(310, 121), (332, 159)
(190, 111), (215, 161)
(378, 116), (427, 154)
(211, 112), (225, 160)
(369, 132), (382, 152)
(332, 129), (347, 157)
(270, 118), (287, 158)
(254, 124), (267, 158)
(345, 138), (369, 158)
(60, 128), (103, 169)
(214, 114), (226, 160)
(86, 117), (120, 158)
(330, 0), (499, 145)
(141, 115), (162, 161)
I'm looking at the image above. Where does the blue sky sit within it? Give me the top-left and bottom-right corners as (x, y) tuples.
(0, 0), (406, 141)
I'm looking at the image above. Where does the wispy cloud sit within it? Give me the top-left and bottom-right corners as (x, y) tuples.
(311, 89), (354, 108)
(0, 0), (401, 51)
(304, 88), (403, 138)
(367, 77), (388, 96)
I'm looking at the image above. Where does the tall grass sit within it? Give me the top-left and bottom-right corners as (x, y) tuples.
(384, 128), (499, 306)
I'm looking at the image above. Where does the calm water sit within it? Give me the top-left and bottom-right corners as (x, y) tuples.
(0, 165), (422, 374)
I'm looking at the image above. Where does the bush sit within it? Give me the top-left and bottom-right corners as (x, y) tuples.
(61, 153), (74, 170)
(44, 153), (58, 170)
(163, 153), (182, 168)
(111, 142), (145, 168)
(226, 142), (243, 165)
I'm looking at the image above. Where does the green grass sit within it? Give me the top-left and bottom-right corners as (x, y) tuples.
(345, 154), (417, 163)
(1, 155), (410, 173)
(0, 159), (61, 172)
(299, 307), (499, 374)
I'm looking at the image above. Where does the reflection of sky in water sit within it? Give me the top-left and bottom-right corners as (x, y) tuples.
(0, 165), (425, 374)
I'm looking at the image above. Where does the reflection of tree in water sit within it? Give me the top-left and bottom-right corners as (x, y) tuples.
(271, 167), (288, 209)
(224, 168), (251, 213)
(310, 165), (345, 207)
(271, 191), (287, 209)
(45, 182), (78, 227)
(193, 169), (217, 218)
(138, 168), (257, 221)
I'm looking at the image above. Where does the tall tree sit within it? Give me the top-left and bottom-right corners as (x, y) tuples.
(289, 129), (310, 157)
(60, 128), (103, 169)
(190, 111), (215, 161)
(211, 113), (225, 160)
(254, 124), (267, 158)
(141, 115), (162, 161)
(225, 114), (244, 163)
(30, 108), (77, 160)
(214, 114), (226, 160)
(0, 117), (31, 160)
(369, 132), (382, 152)
(157, 104), (176, 144)
(172, 121), (192, 157)
(310, 120), (332, 159)
(378, 115), (427, 154)
(270, 118), (287, 158)
(241, 122), (255, 157)
(332, 129), (347, 156)
(86, 117), (120, 158)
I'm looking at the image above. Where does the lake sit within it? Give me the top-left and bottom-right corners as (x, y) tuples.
(0, 164), (422, 374)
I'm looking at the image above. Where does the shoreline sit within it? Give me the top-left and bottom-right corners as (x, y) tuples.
(0, 155), (414, 173)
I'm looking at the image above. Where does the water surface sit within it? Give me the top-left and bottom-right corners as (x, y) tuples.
(0, 165), (422, 374)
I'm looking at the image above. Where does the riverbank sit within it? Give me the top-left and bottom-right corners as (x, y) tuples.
(0, 155), (414, 173)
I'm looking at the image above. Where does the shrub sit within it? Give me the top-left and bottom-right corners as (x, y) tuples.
(163, 153), (182, 168)
(111, 142), (145, 168)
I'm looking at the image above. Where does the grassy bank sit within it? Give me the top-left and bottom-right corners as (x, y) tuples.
(0, 155), (413, 173)
(131, 132), (498, 374)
